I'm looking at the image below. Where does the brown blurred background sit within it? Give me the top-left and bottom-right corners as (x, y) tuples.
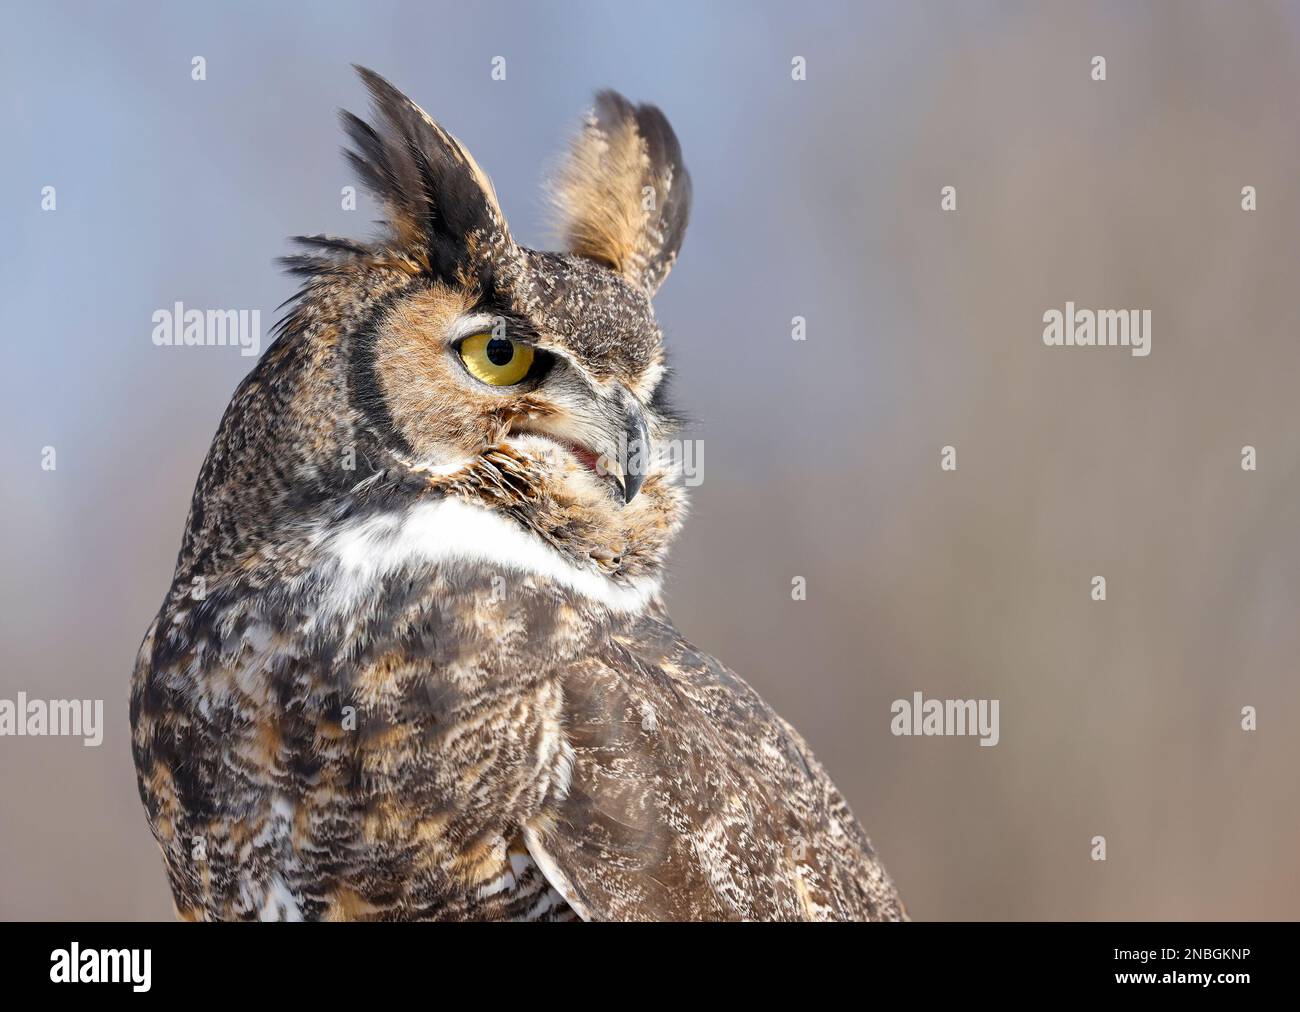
(2, 0), (1298, 919)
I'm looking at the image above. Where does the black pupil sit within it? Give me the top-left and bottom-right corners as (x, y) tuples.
(485, 338), (514, 366)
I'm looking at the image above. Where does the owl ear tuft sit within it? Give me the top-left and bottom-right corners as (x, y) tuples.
(341, 66), (510, 282)
(549, 91), (691, 298)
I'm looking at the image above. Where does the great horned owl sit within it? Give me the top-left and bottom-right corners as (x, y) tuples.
(130, 67), (905, 922)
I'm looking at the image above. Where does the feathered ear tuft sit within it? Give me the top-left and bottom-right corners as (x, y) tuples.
(340, 66), (510, 283)
(549, 91), (691, 297)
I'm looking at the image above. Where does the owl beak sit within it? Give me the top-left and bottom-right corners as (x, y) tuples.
(517, 384), (650, 505)
(589, 386), (650, 505)
(617, 392), (651, 505)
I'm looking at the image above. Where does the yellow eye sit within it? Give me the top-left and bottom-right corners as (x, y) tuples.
(457, 333), (535, 387)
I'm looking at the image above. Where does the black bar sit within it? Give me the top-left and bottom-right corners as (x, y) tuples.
(0, 921), (1282, 995)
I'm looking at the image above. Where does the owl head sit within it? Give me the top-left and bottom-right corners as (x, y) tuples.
(181, 68), (692, 592)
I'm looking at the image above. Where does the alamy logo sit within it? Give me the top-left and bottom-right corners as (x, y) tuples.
(597, 435), (705, 487)
(50, 944), (151, 992)
(1042, 302), (1151, 357)
(0, 693), (103, 746)
(891, 691), (1000, 746)
(151, 301), (261, 357)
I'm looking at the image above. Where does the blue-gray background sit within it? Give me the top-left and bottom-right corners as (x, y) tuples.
(3, 0), (1298, 919)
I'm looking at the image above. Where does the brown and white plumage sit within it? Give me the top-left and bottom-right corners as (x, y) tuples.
(129, 67), (905, 921)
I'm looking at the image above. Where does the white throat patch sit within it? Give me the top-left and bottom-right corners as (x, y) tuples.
(321, 497), (660, 614)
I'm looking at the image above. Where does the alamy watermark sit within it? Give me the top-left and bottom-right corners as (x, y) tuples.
(50, 944), (150, 991)
(891, 691), (999, 747)
(151, 301), (261, 357)
(1042, 302), (1151, 357)
(597, 434), (705, 488)
(0, 693), (104, 747)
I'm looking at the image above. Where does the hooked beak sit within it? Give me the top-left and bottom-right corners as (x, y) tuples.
(612, 391), (651, 504)
(510, 382), (652, 506)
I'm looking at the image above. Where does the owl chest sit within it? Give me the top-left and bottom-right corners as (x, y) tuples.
(192, 576), (586, 917)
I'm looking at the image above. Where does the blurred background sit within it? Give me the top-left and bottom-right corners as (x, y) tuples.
(3, 0), (1299, 919)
